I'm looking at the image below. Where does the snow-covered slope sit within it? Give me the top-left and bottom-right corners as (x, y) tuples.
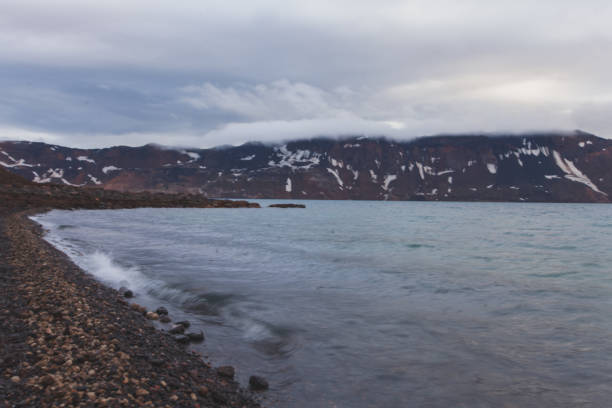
(1, 131), (611, 202)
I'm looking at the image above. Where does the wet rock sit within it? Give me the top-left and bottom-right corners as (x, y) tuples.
(130, 303), (147, 314)
(155, 306), (168, 315)
(186, 331), (205, 342)
(145, 312), (159, 320)
(217, 366), (235, 379)
(10, 376), (20, 383)
(159, 316), (171, 323)
(197, 385), (209, 396)
(168, 325), (185, 334)
(119, 287), (133, 298)
(249, 375), (269, 391)
(269, 203), (306, 208)
(174, 335), (190, 344)
(175, 320), (190, 329)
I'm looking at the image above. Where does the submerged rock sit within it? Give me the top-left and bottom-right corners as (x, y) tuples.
(119, 287), (133, 298)
(159, 315), (171, 323)
(156, 306), (168, 315)
(217, 366), (235, 379)
(174, 335), (189, 344)
(169, 325), (185, 334)
(186, 331), (205, 342)
(249, 375), (269, 391)
(175, 320), (190, 329)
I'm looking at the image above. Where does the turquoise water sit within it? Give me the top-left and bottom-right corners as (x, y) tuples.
(34, 201), (612, 407)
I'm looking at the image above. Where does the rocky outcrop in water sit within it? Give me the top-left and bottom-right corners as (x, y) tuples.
(2, 130), (612, 202)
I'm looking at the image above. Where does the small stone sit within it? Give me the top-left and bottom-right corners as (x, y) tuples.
(169, 325), (185, 334)
(175, 320), (190, 329)
(249, 375), (269, 391)
(211, 390), (228, 404)
(217, 366), (235, 379)
(40, 375), (55, 387)
(186, 331), (204, 342)
(155, 307), (168, 315)
(87, 392), (96, 400)
(149, 358), (164, 367)
(159, 316), (171, 323)
(130, 303), (145, 313)
(145, 312), (159, 320)
(170, 395), (178, 401)
(119, 287), (133, 298)
(197, 385), (209, 396)
(10, 376), (20, 383)
(190, 393), (197, 401)
(136, 388), (149, 397)
(174, 335), (189, 344)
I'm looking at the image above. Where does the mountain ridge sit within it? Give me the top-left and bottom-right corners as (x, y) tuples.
(1, 131), (611, 203)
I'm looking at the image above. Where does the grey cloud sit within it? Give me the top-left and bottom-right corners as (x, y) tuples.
(1, 0), (612, 147)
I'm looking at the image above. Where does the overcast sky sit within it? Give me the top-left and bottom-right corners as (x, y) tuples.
(1, 0), (612, 148)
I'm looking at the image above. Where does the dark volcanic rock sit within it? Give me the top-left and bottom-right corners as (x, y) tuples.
(175, 320), (191, 329)
(269, 203), (306, 208)
(249, 375), (269, 391)
(118, 286), (133, 298)
(187, 331), (205, 342)
(2, 131), (612, 203)
(217, 366), (235, 379)
(174, 334), (190, 344)
(169, 324), (185, 334)
(155, 306), (168, 315)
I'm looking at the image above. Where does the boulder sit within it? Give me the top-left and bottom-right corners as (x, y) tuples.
(269, 203), (306, 208)
(175, 320), (190, 329)
(169, 325), (185, 335)
(145, 312), (159, 320)
(249, 375), (269, 391)
(174, 335), (190, 344)
(119, 287), (134, 298)
(186, 331), (205, 342)
(216, 366), (235, 379)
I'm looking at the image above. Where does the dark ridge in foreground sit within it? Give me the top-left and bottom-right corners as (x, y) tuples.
(0, 167), (262, 407)
(2, 130), (612, 203)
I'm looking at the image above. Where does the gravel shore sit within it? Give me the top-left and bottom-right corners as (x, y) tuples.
(0, 169), (263, 407)
(0, 209), (263, 407)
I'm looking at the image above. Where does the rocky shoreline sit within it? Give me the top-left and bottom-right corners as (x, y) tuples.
(0, 168), (263, 407)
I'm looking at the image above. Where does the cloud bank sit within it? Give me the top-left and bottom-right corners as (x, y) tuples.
(1, 0), (612, 147)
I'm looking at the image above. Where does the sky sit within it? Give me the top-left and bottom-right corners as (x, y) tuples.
(2, 0), (612, 148)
